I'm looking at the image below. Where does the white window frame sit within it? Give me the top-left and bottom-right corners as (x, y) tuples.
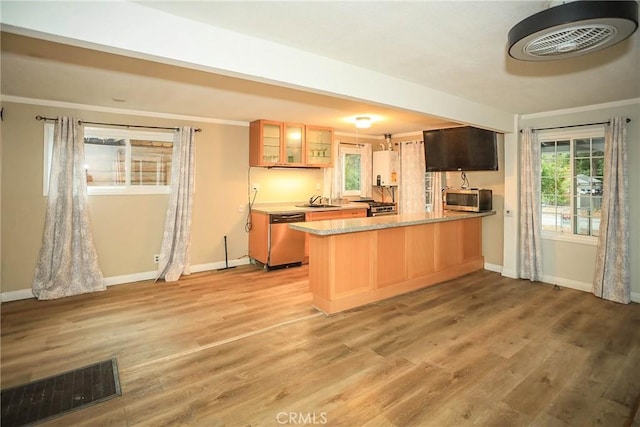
(538, 125), (604, 246)
(341, 146), (363, 197)
(43, 124), (174, 196)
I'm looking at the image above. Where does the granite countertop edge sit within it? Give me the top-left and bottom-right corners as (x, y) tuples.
(251, 202), (370, 214)
(289, 211), (496, 235)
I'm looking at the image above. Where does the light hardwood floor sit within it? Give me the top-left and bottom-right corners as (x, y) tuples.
(2, 265), (639, 426)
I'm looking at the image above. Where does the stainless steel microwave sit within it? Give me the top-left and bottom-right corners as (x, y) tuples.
(444, 188), (492, 212)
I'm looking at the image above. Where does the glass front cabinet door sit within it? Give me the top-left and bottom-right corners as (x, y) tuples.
(305, 125), (333, 167)
(250, 120), (307, 167)
(283, 123), (305, 166)
(250, 120), (281, 166)
(250, 120), (333, 167)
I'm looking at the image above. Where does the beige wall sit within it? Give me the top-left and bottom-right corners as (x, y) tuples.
(390, 132), (505, 268)
(0, 103), (391, 295)
(0, 118), (3, 291)
(1, 102), (251, 293)
(444, 133), (505, 268)
(0, 101), (507, 296)
(521, 101), (640, 298)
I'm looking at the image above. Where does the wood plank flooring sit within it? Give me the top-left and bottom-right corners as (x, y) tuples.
(1, 265), (639, 426)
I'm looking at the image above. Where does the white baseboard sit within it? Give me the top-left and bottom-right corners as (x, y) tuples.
(190, 258), (251, 273)
(541, 273), (592, 293)
(484, 263), (503, 274)
(103, 271), (156, 287)
(543, 274), (640, 303)
(500, 268), (519, 279)
(1, 288), (35, 302)
(4, 259), (636, 303)
(1, 258), (252, 302)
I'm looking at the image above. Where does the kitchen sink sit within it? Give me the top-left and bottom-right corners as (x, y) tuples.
(296, 204), (341, 208)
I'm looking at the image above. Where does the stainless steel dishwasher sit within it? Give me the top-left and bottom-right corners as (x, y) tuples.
(268, 213), (306, 270)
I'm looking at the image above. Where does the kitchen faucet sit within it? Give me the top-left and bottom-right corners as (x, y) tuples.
(309, 195), (322, 205)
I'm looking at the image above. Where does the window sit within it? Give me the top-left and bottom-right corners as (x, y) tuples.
(539, 126), (604, 240)
(44, 124), (174, 195)
(341, 147), (362, 196)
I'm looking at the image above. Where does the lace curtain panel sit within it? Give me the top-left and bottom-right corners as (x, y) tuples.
(519, 128), (543, 281)
(323, 142), (371, 200)
(593, 117), (630, 304)
(399, 141), (426, 214)
(360, 143), (372, 198)
(430, 172), (443, 215)
(156, 126), (196, 282)
(322, 140), (341, 200)
(32, 117), (105, 300)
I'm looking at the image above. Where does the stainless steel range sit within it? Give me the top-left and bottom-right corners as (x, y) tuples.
(366, 201), (397, 217)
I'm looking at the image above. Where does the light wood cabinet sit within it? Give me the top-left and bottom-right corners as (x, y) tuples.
(249, 120), (333, 168)
(303, 208), (367, 261)
(306, 208), (366, 221)
(340, 208), (368, 219)
(307, 216), (484, 314)
(306, 211), (339, 221)
(250, 120), (305, 167)
(248, 211), (269, 264)
(305, 125), (334, 167)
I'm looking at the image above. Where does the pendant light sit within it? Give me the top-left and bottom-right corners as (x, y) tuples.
(508, 0), (638, 61)
(355, 116), (372, 129)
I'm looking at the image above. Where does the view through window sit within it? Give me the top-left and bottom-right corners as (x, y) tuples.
(540, 127), (604, 238)
(44, 124), (174, 195)
(342, 148), (362, 196)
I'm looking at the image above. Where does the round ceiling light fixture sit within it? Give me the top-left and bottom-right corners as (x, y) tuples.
(355, 116), (372, 129)
(508, 0), (638, 61)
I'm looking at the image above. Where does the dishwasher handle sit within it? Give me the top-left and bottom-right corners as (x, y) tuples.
(270, 213), (306, 224)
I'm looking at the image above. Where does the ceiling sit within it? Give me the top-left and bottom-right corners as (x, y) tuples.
(1, 1), (638, 135)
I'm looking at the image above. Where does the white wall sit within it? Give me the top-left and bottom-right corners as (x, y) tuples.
(1, 0), (514, 134)
(0, 101), (251, 298)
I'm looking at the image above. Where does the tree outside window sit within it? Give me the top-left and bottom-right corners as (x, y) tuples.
(344, 153), (361, 193)
(540, 129), (604, 238)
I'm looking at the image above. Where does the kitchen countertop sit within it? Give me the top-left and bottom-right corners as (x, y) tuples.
(289, 210), (496, 236)
(251, 202), (370, 214)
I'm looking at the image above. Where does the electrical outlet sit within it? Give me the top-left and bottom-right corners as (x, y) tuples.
(153, 254), (160, 263)
(251, 183), (260, 191)
(238, 204), (245, 213)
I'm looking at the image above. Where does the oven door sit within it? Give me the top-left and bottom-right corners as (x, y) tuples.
(371, 211), (397, 217)
(369, 208), (397, 217)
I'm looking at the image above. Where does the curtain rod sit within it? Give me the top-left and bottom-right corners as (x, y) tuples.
(35, 116), (202, 132)
(520, 117), (630, 133)
(339, 141), (365, 147)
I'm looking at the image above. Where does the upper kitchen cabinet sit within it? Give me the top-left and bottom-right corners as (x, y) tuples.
(305, 125), (333, 167)
(250, 120), (305, 167)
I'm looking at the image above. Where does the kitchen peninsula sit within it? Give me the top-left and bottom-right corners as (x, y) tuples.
(290, 211), (495, 314)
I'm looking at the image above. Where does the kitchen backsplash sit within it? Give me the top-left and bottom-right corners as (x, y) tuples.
(249, 167), (324, 203)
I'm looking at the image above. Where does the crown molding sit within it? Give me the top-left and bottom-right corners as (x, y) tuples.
(521, 98), (640, 120)
(0, 95), (249, 127)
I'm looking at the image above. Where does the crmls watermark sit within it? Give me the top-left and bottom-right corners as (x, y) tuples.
(275, 411), (328, 425)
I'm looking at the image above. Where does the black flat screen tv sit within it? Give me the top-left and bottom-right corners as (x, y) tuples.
(423, 126), (499, 172)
